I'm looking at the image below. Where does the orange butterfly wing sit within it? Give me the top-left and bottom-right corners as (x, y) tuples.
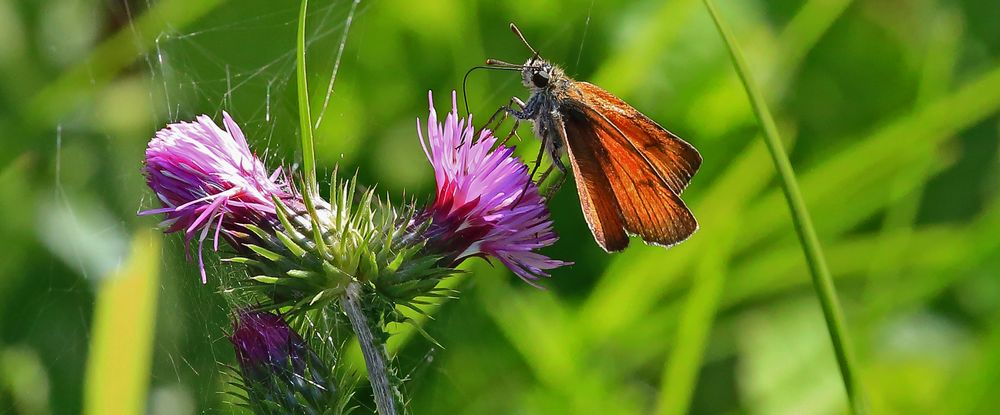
(561, 82), (699, 250)
(571, 82), (702, 194)
(557, 113), (630, 252)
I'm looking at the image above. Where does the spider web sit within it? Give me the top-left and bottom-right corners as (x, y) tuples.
(127, 0), (371, 412)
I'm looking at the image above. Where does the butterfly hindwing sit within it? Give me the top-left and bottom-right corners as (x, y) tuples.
(562, 100), (698, 248)
(557, 112), (630, 252)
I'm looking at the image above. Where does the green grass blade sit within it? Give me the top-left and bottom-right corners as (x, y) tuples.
(701, 1), (869, 414)
(84, 230), (161, 415)
(296, 0), (318, 194)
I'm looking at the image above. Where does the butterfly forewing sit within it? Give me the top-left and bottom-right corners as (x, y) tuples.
(569, 82), (702, 195)
(562, 92), (699, 249)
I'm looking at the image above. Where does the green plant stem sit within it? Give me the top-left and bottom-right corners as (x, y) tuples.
(342, 282), (398, 415)
(296, 0), (318, 194)
(701, 1), (869, 414)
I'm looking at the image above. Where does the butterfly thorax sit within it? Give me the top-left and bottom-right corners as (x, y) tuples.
(518, 58), (578, 158)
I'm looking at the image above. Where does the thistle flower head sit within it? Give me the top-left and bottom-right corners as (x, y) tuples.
(228, 309), (346, 413)
(139, 112), (293, 283)
(230, 310), (305, 379)
(418, 91), (569, 284)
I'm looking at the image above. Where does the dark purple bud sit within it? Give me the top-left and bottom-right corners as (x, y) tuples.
(229, 310), (304, 379)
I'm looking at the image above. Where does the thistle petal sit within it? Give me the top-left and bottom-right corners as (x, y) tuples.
(140, 113), (293, 282)
(419, 91), (570, 283)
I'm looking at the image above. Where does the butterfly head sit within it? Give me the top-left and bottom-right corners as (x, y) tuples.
(522, 58), (556, 91)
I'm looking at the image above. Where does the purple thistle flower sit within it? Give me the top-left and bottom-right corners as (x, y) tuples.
(229, 310), (305, 379)
(139, 112), (293, 283)
(417, 91), (569, 284)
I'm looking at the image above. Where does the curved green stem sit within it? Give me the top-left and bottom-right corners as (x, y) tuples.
(701, 1), (869, 414)
(297, 0), (318, 194)
(342, 282), (399, 415)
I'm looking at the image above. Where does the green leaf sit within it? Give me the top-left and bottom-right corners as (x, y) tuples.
(275, 230), (308, 258)
(241, 223), (271, 241)
(221, 256), (266, 269)
(273, 196), (306, 240)
(251, 275), (280, 284)
(246, 244), (284, 263)
(309, 290), (326, 306)
(287, 269), (320, 279)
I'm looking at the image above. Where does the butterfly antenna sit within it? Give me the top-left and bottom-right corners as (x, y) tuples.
(461, 65), (522, 117)
(509, 23), (540, 61)
(462, 66), (478, 117)
(484, 59), (523, 68)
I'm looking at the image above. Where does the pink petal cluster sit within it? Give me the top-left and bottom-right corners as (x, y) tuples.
(140, 112), (292, 283)
(418, 91), (569, 284)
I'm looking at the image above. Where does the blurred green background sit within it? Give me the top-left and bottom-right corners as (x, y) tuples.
(2, 0), (1000, 413)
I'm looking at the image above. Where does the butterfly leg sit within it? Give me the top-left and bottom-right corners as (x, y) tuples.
(479, 96), (527, 136)
(527, 136), (548, 184)
(540, 154), (568, 200)
(535, 163), (554, 185)
(497, 118), (521, 148)
(498, 97), (528, 147)
(513, 128), (551, 205)
(535, 112), (571, 199)
(464, 100), (512, 149)
(480, 105), (508, 136)
(462, 109), (502, 149)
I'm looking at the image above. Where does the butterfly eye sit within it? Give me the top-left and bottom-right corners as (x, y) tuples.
(531, 72), (550, 88)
